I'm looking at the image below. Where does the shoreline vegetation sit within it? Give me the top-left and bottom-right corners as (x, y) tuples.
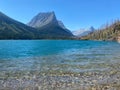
(80, 20), (120, 42)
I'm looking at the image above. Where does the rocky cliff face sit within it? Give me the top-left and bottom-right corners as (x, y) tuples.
(28, 12), (68, 29)
(28, 12), (58, 28)
(28, 12), (74, 38)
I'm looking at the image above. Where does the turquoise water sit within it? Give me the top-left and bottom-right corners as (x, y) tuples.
(0, 40), (120, 74)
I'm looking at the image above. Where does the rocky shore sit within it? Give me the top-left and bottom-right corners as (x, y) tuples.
(0, 67), (119, 90)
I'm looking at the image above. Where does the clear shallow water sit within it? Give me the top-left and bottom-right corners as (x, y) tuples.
(0, 40), (120, 90)
(0, 40), (120, 74)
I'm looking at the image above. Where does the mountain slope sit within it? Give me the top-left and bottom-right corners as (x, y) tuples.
(58, 20), (66, 29)
(0, 12), (38, 39)
(0, 11), (73, 39)
(28, 12), (74, 39)
(81, 20), (120, 41)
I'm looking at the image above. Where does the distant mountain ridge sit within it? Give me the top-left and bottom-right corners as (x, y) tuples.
(0, 11), (73, 39)
(72, 26), (95, 37)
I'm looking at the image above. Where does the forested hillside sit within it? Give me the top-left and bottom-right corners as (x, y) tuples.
(81, 20), (120, 41)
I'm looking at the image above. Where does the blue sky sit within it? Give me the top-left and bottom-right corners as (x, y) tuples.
(0, 0), (120, 31)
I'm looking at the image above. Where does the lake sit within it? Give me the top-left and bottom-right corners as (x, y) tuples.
(0, 40), (120, 90)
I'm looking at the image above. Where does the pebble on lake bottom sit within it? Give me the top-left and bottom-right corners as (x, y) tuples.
(0, 70), (120, 90)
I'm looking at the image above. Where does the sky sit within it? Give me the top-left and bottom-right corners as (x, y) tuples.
(0, 0), (120, 31)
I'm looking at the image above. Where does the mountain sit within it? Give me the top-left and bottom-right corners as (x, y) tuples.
(72, 26), (95, 37)
(81, 20), (120, 41)
(0, 12), (38, 39)
(0, 11), (73, 39)
(28, 12), (58, 28)
(58, 20), (66, 29)
(28, 12), (74, 39)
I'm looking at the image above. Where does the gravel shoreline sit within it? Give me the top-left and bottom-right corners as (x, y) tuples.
(0, 69), (120, 90)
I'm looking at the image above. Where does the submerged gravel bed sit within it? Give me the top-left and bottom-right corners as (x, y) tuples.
(0, 61), (120, 90)
(0, 69), (120, 90)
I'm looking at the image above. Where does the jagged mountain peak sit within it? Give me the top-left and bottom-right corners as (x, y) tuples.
(37, 11), (55, 15)
(28, 11), (74, 38)
(28, 11), (58, 28)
